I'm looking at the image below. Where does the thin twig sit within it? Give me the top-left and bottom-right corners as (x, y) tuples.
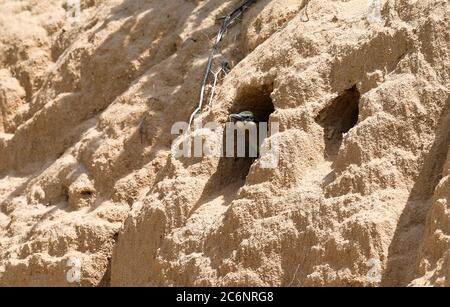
(187, 0), (256, 131)
(288, 264), (301, 287)
(300, 0), (310, 22)
(208, 67), (223, 106)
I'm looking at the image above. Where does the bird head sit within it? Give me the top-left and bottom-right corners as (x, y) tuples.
(229, 111), (256, 123)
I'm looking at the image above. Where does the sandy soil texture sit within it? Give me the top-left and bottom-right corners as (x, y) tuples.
(0, 0), (449, 286)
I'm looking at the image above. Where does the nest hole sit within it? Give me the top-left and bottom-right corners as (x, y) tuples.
(205, 86), (275, 192)
(315, 85), (360, 159)
(80, 190), (94, 197)
(230, 84), (275, 124)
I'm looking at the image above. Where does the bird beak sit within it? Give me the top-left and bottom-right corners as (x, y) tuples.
(229, 114), (244, 122)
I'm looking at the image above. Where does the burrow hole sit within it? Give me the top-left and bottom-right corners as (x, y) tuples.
(206, 85), (275, 191)
(315, 85), (360, 159)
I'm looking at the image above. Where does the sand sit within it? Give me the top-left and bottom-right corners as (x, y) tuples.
(0, 0), (449, 286)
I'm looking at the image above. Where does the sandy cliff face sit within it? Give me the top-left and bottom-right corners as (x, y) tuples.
(0, 0), (448, 286)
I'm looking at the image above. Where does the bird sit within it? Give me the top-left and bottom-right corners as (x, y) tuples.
(228, 111), (259, 157)
(229, 110), (256, 124)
